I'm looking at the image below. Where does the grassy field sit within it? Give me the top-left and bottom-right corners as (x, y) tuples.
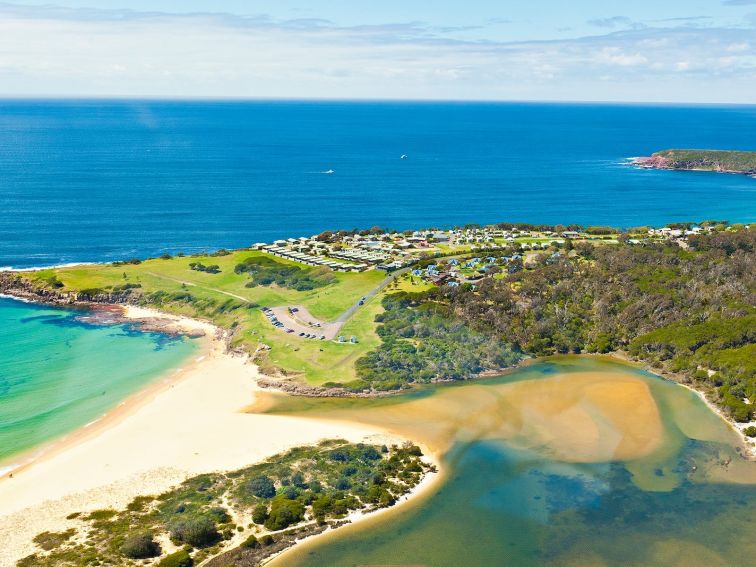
(23, 250), (388, 385)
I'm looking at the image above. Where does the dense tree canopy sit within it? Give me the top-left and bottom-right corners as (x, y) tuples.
(356, 229), (755, 420)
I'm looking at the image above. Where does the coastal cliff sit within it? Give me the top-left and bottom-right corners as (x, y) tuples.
(632, 149), (756, 175)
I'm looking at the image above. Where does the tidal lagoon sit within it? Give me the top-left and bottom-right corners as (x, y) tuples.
(264, 357), (756, 567)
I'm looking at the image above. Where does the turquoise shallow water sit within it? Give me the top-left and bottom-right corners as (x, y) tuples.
(0, 297), (196, 467)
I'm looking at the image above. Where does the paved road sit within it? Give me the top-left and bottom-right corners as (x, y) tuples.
(335, 267), (410, 324)
(269, 305), (341, 340)
(263, 268), (410, 340)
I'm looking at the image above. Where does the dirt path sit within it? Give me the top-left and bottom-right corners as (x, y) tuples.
(146, 272), (251, 303)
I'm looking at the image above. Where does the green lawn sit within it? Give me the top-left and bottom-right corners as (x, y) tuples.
(30, 250), (383, 320)
(24, 250), (388, 385)
(252, 290), (387, 386)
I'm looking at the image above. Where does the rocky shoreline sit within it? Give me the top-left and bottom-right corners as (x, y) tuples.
(629, 150), (756, 176)
(0, 271), (207, 338)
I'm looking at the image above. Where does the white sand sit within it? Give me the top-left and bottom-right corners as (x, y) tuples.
(0, 310), (393, 566)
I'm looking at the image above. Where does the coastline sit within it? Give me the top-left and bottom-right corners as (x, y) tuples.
(0, 304), (216, 482)
(0, 300), (435, 566)
(0, 292), (751, 564)
(628, 156), (756, 178)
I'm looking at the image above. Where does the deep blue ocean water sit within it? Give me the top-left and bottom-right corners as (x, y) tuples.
(1, 100), (755, 268)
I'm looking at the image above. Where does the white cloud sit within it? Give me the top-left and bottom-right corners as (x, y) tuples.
(595, 47), (649, 67)
(0, 3), (753, 102)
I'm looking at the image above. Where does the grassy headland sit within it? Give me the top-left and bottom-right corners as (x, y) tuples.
(634, 149), (756, 175)
(2, 223), (754, 424)
(13, 250), (385, 386)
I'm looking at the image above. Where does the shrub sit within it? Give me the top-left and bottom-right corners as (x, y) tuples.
(32, 529), (75, 551)
(260, 534), (275, 546)
(126, 495), (154, 513)
(189, 262), (221, 274)
(169, 516), (220, 548)
(264, 498), (305, 531)
(744, 426), (756, 438)
(86, 509), (117, 521)
(241, 534), (259, 549)
(158, 549), (193, 567)
(248, 475), (276, 498)
(252, 503), (269, 525)
(120, 531), (160, 559)
(281, 486), (299, 499)
(207, 506), (231, 523)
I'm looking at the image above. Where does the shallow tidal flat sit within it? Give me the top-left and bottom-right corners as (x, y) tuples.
(262, 357), (756, 567)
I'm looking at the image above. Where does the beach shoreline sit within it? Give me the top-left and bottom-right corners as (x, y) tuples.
(0, 305), (219, 482)
(0, 302), (437, 566)
(0, 294), (751, 565)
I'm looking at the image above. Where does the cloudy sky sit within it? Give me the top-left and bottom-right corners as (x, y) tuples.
(0, 0), (755, 102)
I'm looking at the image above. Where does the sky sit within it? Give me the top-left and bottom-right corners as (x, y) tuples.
(0, 1), (754, 102)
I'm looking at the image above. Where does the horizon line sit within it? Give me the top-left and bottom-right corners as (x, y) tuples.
(1, 94), (755, 108)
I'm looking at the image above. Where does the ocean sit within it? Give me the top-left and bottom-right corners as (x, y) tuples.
(0, 100), (755, 269)
(0, 297), (196, 469)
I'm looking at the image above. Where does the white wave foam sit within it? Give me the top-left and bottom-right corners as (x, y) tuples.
(0, 293), (33, 303)
(0, 261), (99, 273)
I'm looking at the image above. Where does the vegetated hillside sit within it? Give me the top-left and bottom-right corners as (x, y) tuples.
(354, 292), (521, 391)
(650, 149), (756, 174)
(358, 229), (755, 421)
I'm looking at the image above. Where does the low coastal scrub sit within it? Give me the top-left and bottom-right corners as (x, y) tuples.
(355, 291), (521, 390)
(18, 440), (432, 567)
(234, 256), (336, 291)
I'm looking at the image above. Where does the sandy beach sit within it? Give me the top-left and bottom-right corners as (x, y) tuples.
(0, 307), (401, 566)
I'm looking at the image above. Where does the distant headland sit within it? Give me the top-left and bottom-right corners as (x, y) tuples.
(631, 149), (756, 176)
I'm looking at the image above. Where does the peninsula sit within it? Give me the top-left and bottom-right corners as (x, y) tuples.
(0, 220), (753, 428)
(1, 220), (754, 567)
(632, 149), (756, 175)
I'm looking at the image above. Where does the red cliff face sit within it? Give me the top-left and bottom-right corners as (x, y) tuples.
(632, 155), (672, 169)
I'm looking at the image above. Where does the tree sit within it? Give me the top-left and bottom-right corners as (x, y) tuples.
(120, 531), (160, 559)
(169, 517), (220, 548)
(247, 475), (276, 498)
(252, 503), (269, 525)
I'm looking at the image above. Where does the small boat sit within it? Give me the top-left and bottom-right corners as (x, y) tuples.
(401, 154), (408, 160)
(323, 169), (335, 174)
